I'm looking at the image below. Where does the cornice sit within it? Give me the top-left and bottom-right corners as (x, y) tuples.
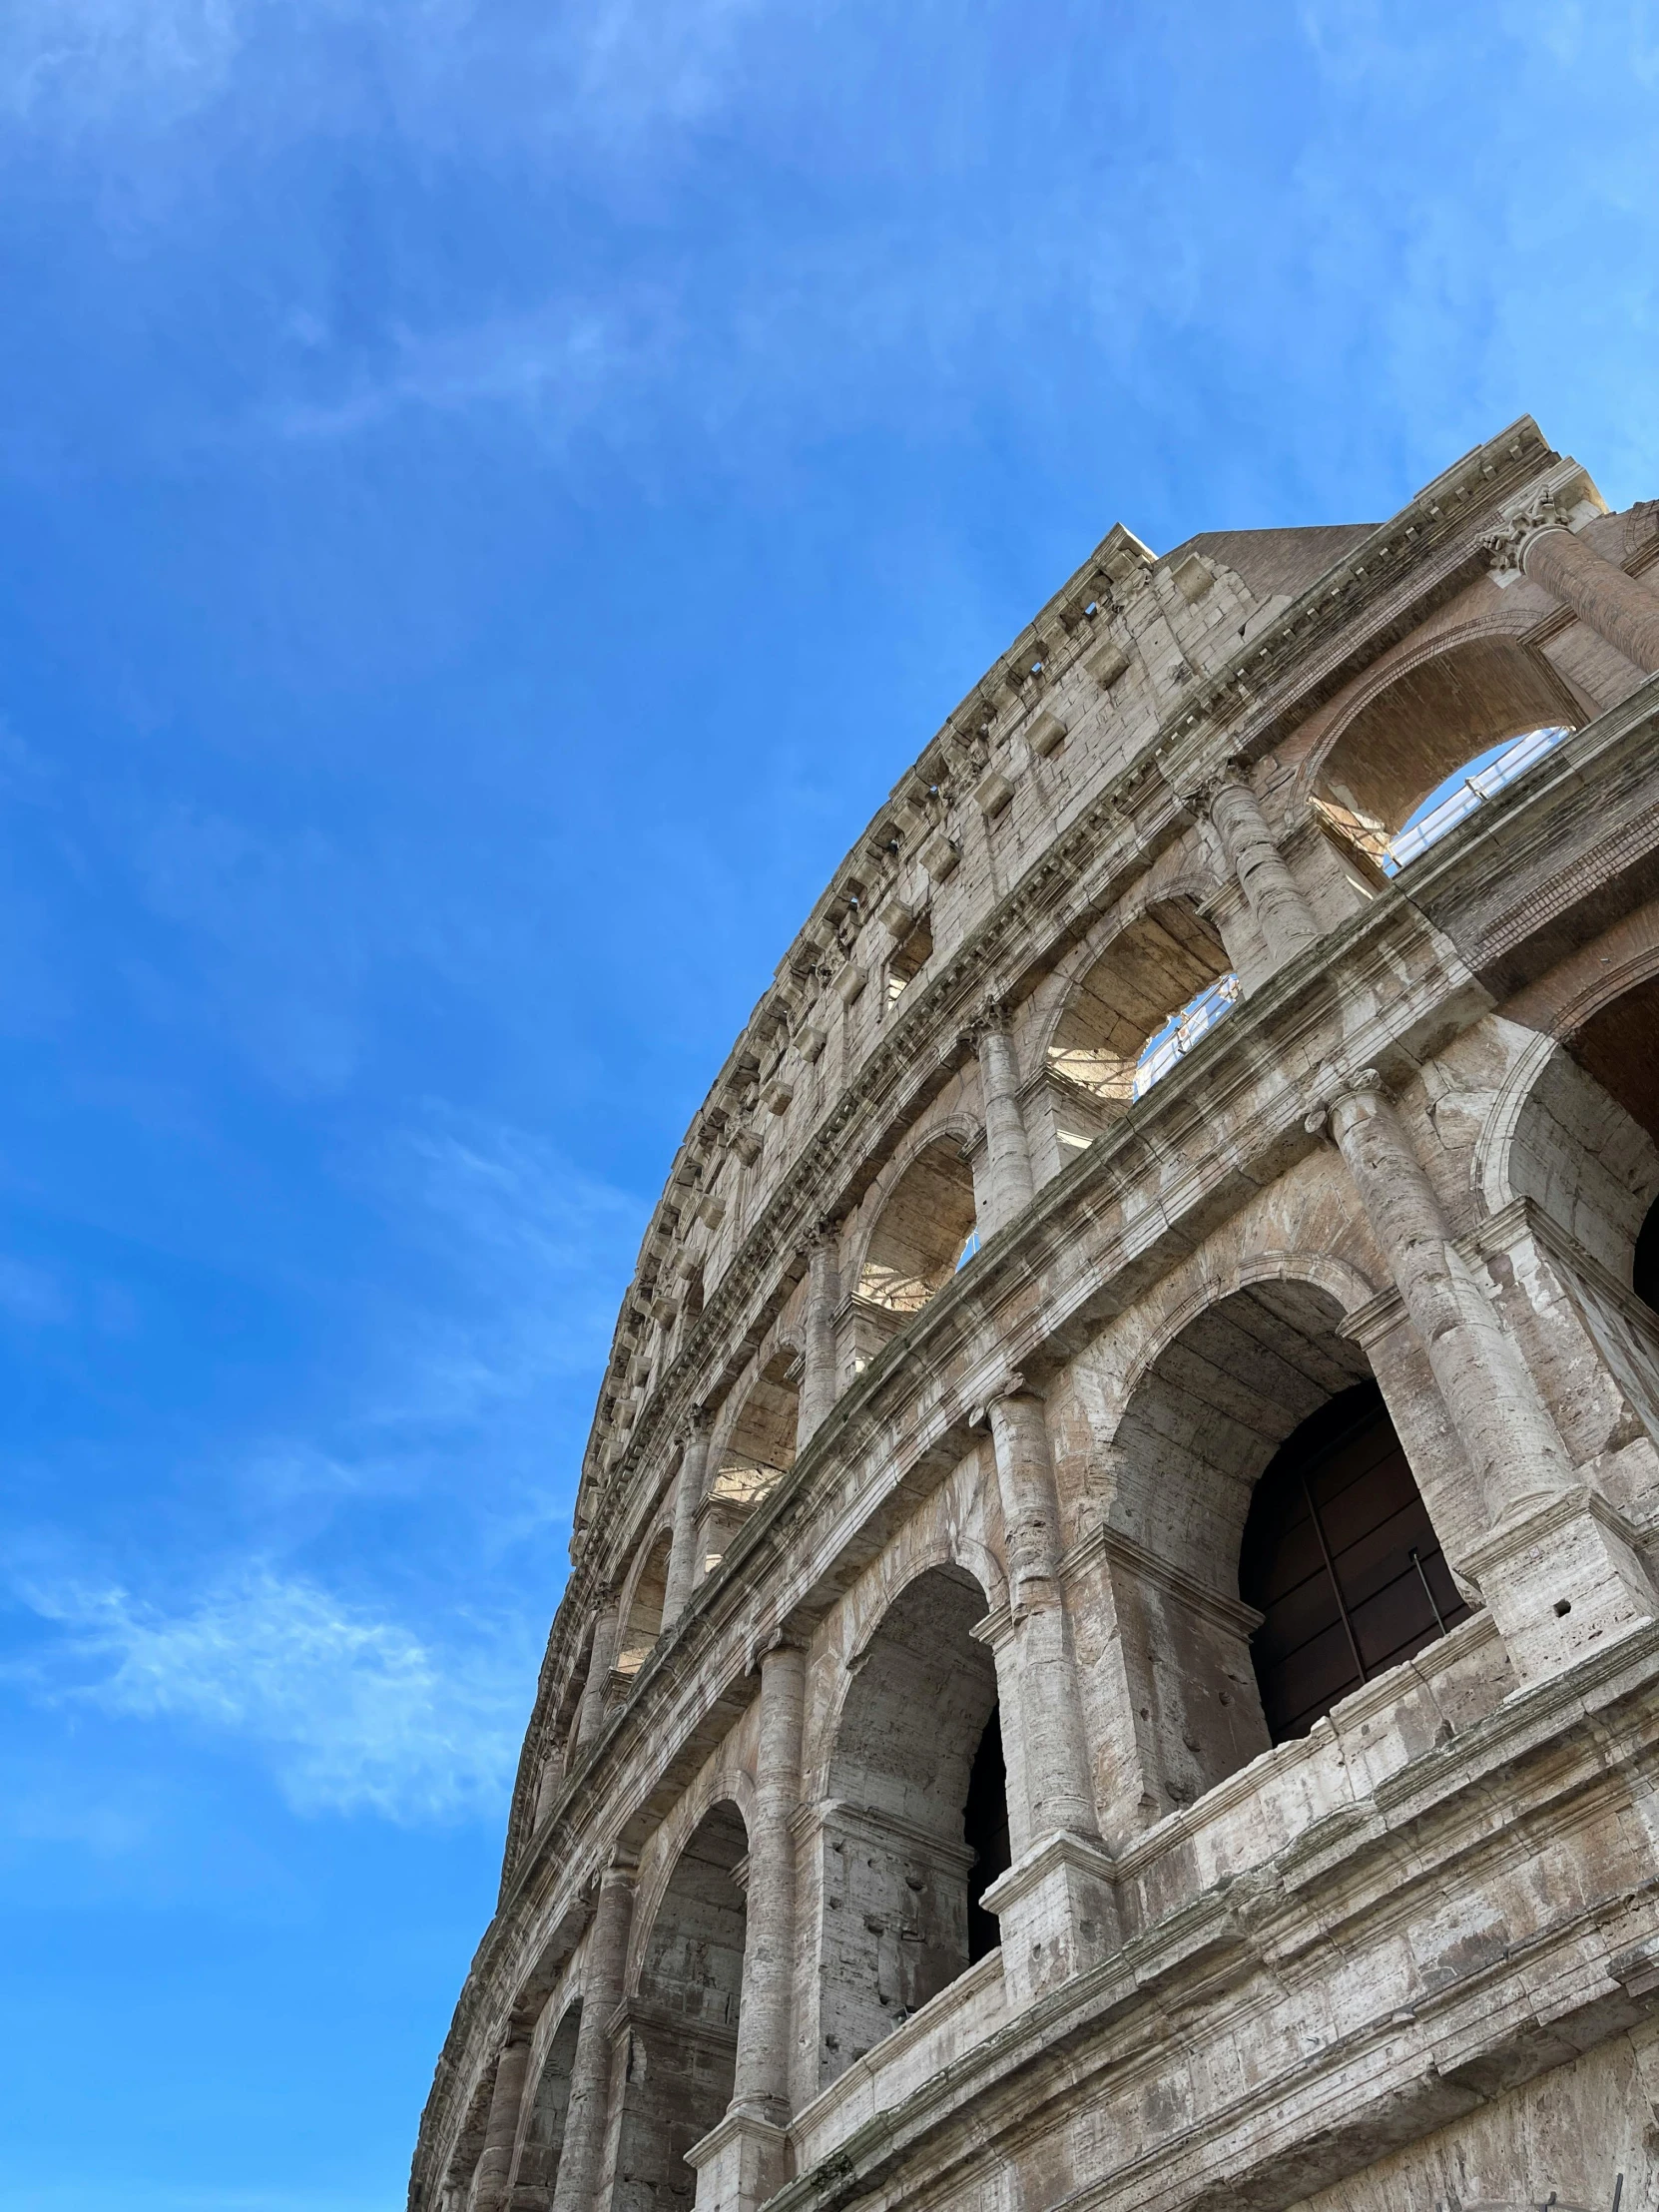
(429, 678), (1647, 2196)
(572, 419), (1564, 1558)
(494, 672), (1651, 1963)
(485, 877), (1488, 2046)
(763, 1623), (1659, 2212)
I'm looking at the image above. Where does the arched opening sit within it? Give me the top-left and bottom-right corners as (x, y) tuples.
(1102, 1280), (1456, 1809)
(1567, 972), (1659, 1150)
(1315, 635), (1579, 856)
(615, 1802), (748, 2212)
(1637, 1199), (1659, 1319)
(1372, 725), (1568, 874)
(506, 2002), (581, 2211)
(1508, 983), (1659, 1430)
(818, 1564), (1003, 2088)
(439, 2070), (496, 2212)
(1240, 1382), (1469, 1743)
(886, 909), (933, 1006)
(616, 1532), (673, 1681)
(962, 1708), (1009, 1963)
(856, 1138), (977, 1315)
(1046, 901), (1235, 1114)
(700, 1350), (799, 1579)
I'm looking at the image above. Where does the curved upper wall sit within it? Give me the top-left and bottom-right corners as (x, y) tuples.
(566, 418), (1574, 1569)
(496, 413), (1659, 1898)
(417, 410), (1659, 2212)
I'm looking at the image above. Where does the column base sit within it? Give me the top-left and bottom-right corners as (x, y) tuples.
(979, 1830), (1121, 2007)
(1464, 1484), (1658, 1686)
(686, 2108), (790, 2212)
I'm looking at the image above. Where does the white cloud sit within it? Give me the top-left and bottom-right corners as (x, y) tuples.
(0, 0), (244, 127)
(17, 1568), (533, 1822)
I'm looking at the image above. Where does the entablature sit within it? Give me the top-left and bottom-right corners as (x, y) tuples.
(569, 420), (1572, 1551)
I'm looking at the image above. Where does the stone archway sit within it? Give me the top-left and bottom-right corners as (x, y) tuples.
(611, 1801), (749, 2212)
(700, 1351), (800, 1580)
(1095, 1276), (1456, 1812)
(616, 1532), (672, 1682)
(505, 2002), (581, 2211)
(855, 1136), (978, 1317)
(1045, 897), (1234, 1114)
(814, 1563), (1002, 2090)
(1310, 629), (1580, 846)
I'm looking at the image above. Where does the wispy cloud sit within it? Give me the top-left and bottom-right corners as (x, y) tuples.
(15, 1568), (533, 1821)
(0, 0), (774, 146)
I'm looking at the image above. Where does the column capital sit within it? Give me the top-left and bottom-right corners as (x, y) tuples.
(959, 992), (1014, 1050)
(1178, 755), (1252, 822)
(1481, 499), (1571, 587)
(968, 1370), (1046, 1424)
(750, 1620), (811, 1668)
(683, 1400), (713, 1440)
(799, 1214), (841, 1256)
(1305, 1065), (1384, 1135)
(1481, 462), (1605, 586)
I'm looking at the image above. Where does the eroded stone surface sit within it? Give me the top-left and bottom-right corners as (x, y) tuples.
(412, 421), (1659, 2212)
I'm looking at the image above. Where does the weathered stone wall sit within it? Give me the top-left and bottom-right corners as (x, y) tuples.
(414, 421), (1659, 2212)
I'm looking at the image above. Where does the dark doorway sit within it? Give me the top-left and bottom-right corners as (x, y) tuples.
(1240, 1382), (1468, 1744)
(1635, 1194), (1659, 1317)
(962, 1706), (1009, 1963)
(1568, 971), (1659, 1147)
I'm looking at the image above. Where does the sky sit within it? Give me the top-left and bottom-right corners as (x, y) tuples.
(0, 3), (1655, 2206)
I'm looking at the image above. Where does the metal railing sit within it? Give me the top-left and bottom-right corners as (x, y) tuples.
(1383, 726), (1567, 874)
(1133, 972), (1242, 1098)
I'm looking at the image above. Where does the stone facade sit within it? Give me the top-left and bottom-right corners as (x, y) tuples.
(410, 419), (1659, 2212)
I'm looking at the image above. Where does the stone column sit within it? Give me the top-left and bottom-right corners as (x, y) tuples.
(693, 1639), (806, 2211)
(573, 1598), (619, 1752)
(731, 1636), (806, 2124)
(976, 1381), (1119, 2006)
(797, 1228), (840, 1447)
(661, 1412), (711, 1632)
(1315, 1070), (1656, 1679)
(548, 1856), (635, 2212)
(972, 1007), (1036, 1236)
(983, 1382), (1097, 1841)
(467, 2031), (531, 2212)
(1491, 510), (1659, 673)
(1319, 1074), (1572, 1523)
(1197, 768), (1322, 967)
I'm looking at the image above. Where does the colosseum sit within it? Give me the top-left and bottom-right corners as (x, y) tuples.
(411, 417), (1659, 2212)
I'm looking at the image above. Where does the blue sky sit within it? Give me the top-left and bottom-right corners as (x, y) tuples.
(0, 4), (1655, 2206)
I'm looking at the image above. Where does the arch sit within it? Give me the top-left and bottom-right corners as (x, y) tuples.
(1308, 628), (1581, 841)
(854, 1132), (978, 1314)
(505, 2000), (581, 2212)
(1098, 1274), (1459, 1806)
(1564, 970), (1659, 1153)
(700, 1348), (800, 1579)
(1477, 994), (1659, 1462)
(613, 1800), (749, 2212)
(816, 1562), (1003, 2089)
(439, 2068), (497, 2212)
(615, 1528), (673, 1682)
(844, 1110), (983, 1295)
(629, 1761), (761, 1974)
(1477, 1030), (1659, 1285)
(1045, 897), (1234, 1107)
(802, 1489), (1007, 1798)
(1115, 1249), (1383, 1410)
